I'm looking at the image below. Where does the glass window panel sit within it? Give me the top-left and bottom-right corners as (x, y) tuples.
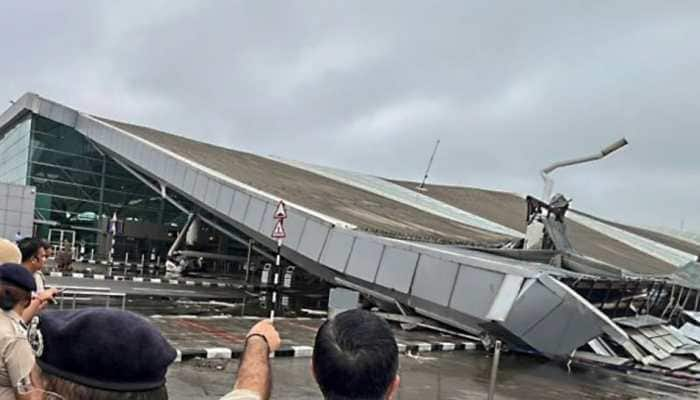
(25, 115), (185, 239)
(30, 177), (101, 201)
(32, 116), (102, 159)
(30, 163), (102, 188)
(30, 147), (103, 173)
(0, 116), (31, 184)
(35, 194), (101, 213)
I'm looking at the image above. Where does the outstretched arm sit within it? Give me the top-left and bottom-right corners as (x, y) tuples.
(221, 320), (280, 400)
(234, 336), (272, 399)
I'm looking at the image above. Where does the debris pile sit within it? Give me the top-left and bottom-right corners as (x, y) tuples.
(574, 313), (700, 382)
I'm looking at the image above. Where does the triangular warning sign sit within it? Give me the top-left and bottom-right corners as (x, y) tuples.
(271, 220), (286, 239)
(274, 200), (287, 219)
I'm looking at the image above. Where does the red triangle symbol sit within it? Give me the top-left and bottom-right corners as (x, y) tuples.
(274, 201), (287, 219)
(271, 220), (286, 239)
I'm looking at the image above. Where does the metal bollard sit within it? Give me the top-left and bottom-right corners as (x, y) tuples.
(487, 340), (502, 400)
(283, 266), (295, 288)
(261, 263), (271, 285)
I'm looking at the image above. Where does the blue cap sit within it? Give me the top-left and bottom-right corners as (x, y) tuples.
(0, 263), (36, 292)
(37, 309), (176, 391)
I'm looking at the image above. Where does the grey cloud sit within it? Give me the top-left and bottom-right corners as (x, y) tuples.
(1, 0), (699, 231)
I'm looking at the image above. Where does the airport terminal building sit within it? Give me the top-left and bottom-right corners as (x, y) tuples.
(1, 92), (700, 359)
(0, 111), (186, 257)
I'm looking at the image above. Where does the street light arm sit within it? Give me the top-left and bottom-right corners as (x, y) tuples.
(601, 138), (629, 156)
(541, 153), (604, 175)
(540, 137), (628, 200)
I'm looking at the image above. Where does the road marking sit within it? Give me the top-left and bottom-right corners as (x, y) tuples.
(440, 342), (456, 351)
(133, 288), (196, 294)
(292, 346), (313, 357)
(205, 348), (233, 359)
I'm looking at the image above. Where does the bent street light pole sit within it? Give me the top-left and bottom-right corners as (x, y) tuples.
(541, 138), (628, 201)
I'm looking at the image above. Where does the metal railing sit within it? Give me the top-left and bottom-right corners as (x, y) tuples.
(57, 290), (127, 311)
(55, 286), (110, 292)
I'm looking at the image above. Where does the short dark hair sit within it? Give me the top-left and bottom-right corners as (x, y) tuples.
(17, 238), (43, 263)
(313, 309), (398, 400)
(39, 239), (51, 250)
(41, 372), (168, 400)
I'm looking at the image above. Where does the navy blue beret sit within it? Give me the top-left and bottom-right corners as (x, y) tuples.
(0, 263), (36, 292)
(37, 309), (176, 391)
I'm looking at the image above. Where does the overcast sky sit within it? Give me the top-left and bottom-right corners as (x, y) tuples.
(1, 1), (699, 232)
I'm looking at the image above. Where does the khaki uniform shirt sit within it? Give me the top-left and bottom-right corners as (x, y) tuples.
(0, 311), (34, 400)
(220, 389), (261, 400)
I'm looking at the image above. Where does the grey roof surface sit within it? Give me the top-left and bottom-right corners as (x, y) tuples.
(391, 181), (677, 275)
(573, 210), (700, 257)
(100, 115), (683, 275)
(96, 117), (511, 246)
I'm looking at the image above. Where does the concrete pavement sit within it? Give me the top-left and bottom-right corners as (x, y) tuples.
(167, 351), (690, 400)
(46, 275), (244, 299)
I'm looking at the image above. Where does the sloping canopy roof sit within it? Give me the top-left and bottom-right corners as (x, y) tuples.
(96, 117), (512, 246)
(97, 117), (696, 275)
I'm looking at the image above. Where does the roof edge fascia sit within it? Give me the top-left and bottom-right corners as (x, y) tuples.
(85, 114), (357, 230)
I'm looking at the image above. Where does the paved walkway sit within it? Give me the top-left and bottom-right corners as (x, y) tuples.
(47, 275), (245, 299)
(151, 315), (478, 361)
(167, 351), (690, 400)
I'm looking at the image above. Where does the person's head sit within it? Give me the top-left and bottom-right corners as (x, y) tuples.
(0, 238), (22, 264)
(0, 263), (36, 313)
(40, 239), (53, 258)
(36, 309), (176, 400)
(312, 309), (400, 400)
(18, 238), (46, 273)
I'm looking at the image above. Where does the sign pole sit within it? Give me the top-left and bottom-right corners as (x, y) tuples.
(270, 200), (288, 322)
(271, 238), (282, 322)
(487, 340), (502, 400)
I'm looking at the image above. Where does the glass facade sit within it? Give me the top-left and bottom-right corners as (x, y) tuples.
(0, 116), (31, 185)
(0, 114), (186, 257)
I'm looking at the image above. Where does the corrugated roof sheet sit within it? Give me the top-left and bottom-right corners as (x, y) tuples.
(96, 117), (512, 246)
(272, 157), (522, 237)
(392, 181), (678, 275)
(576, 212), (700, 258)
(95, 117), (688, 276)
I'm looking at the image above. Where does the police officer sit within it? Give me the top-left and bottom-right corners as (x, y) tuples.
(35, 309), (279, 400)
(36, 308), (176, 399)
(0, 264), (40, 400)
